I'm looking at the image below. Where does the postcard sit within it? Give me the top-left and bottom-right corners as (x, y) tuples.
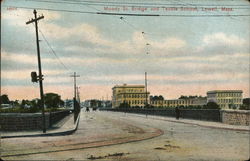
(1, 0), (249, 160)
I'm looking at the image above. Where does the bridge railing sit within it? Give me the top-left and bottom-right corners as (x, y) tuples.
(102, 108), (221, 122)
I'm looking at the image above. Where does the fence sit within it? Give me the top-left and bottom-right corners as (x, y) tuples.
(103, 108), (221, 122)
(0, 109), (71, 131)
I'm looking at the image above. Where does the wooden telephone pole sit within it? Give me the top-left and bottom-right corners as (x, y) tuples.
(70, 72), (80, 100)
(70, 72), (80, 123)
(26, 10), (46, 133)
(145, 72), (148, 107)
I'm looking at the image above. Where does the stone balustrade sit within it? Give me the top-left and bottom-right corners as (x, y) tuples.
(221, 110), (250, 126)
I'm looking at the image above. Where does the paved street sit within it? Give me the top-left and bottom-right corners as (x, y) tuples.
(1, 110), (249, 161)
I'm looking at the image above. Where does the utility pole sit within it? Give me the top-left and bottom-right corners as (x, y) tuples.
(70, 72), (80, 122)
(70, 72), (80, 100)
(26, 10), (46, 133)
(145, 72), (148, 107)
(76, 86), (80, 103)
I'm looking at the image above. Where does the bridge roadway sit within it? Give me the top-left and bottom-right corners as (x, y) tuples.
(1, 110), (249, 161)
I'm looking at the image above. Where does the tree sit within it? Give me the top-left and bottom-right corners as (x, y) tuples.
(119, 102), (130, 109)
(30, 99), (41, 108)
(239, 98), (250, 110)
(150, 95), (164, 101)
(21, 100), (26, 108)
(239, 105), (250, 110)
(243, 98), (250, 106)
(144, 103), (154, 109)
(59, 99), (64, 107)
(44, 93), (63, 108)
(13, 100), (19, 106)
(0, 94), (10, 104)
(205, 102), (220, 109)
(158, 95), (164, 100)
(179, 95), (188, 99)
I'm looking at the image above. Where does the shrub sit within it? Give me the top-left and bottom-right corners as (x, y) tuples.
(204, 102), (220, 109)
(239, 105), (250, 110)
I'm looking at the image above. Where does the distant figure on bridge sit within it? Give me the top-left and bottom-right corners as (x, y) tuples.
(86, 107), (90, 112)
(175, 107), (180, 120)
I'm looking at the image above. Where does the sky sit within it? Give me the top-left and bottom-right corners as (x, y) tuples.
(1, 0), (250, 101)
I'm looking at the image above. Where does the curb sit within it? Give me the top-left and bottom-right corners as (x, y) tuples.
(159, 117), (250, 132)
(1, 113), (81, 139)
(119, 112), (250, 132)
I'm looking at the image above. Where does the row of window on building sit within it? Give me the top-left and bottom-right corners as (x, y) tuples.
(217, 99), (241, 104)
(216, 93), (242, 97)
(117, 89), (144, 93)
(116, 94), (147, 99)
(119, 100), (145, 105)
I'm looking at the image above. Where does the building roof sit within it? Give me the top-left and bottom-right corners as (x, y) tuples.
(112, 84), (145, 89)
(207, 90), (243, 94)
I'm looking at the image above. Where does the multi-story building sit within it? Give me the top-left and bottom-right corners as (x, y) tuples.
(112, 84), (150, 108)
(207, 90), (243, 109)
(150, 97), (207, 108)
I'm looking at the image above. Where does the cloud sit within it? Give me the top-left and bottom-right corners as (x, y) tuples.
(55, 27), (187, 59)
(196, 33), (249, 56)
(203, 32), (246, 47)
(2, 9), (61, 27)
(1, 69), (68, 80)
(40, 23), (111, 46)
(1, 51), (37, 65)
(45, 77), (71, 84)
(150, 38), (186, 50)
(82, 72), (248, 85)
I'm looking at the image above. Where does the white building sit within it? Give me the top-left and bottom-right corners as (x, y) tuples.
(207, 90), (243, 109)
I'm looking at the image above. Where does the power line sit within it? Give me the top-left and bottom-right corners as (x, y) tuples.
(25, 0), (105, 12)
(1, 8), (72, 73)
(24, 0), (250, 7)
(119, 17), (151, 55)
(38, 28), (71, 72)
(119, 17), (138, 30)
(2, 11), (71, 72)
(5, 5), (98, 14)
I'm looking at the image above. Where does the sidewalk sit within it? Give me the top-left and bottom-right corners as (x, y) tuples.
(1, 113), (80, 138)
(115, 112), (250, 132)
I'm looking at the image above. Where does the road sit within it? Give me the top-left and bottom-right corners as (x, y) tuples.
(1, 110), (249, 161)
